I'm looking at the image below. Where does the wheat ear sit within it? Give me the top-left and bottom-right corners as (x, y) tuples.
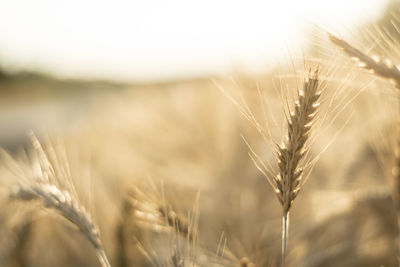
(3, 133), (111, 267)
(10, 183), (111, 267)
(276, 70), (321, 213)
(274, 70), (321, 267)
(328, 33), (400, 88)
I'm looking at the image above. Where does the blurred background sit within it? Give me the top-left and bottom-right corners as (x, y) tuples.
(0, 0), (400, 266)
(0, 0), (388, 80)
(0, 0), (393, 144)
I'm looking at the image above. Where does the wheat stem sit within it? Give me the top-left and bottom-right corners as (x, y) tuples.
(393, 125), (400, 267)
(97, 248), (112, 267)
(281, 211), (289, 267)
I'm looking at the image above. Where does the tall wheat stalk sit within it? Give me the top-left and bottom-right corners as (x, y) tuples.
(275, 71), (321, 267)
(221, 70), (323, 266)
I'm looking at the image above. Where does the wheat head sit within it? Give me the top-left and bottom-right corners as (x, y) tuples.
(275, 69), (321, 213)
(329, 33), (400, 89)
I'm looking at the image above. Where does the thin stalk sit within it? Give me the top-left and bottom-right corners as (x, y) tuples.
(395, 90), (400, 267)
(397, 113), (400, 267)
(96, 248), (111, 267)
(281, 211), (289, 267)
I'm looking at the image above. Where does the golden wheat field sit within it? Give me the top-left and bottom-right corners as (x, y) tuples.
(2, 1), (400, 267)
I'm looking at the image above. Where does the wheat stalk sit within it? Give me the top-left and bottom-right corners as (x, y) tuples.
(393, 127), (400, 211)
(392, 125), (400, 266)
(231, 70), (322, 266)
(116, 194), (133, 267)
(328, 33), (400, 89)
(274, 70), (321, 267)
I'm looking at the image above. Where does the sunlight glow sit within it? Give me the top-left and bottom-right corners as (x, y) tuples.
(0, 0), (389, 81)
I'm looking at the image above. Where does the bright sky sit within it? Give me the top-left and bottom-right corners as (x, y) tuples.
(0, 0), (389, 81)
